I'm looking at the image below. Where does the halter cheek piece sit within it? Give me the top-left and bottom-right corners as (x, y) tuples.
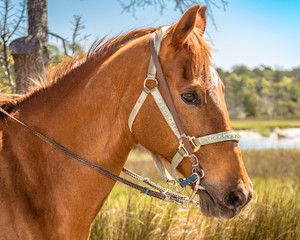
(128, 27), (239, 192)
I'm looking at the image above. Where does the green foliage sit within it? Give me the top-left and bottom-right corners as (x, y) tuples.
(220, 65), (300, 118)
(0, 44), (15, 94)
(90, 150), (300, 240)
(1, 45), (300, 120)
(48, 44), (67, 64)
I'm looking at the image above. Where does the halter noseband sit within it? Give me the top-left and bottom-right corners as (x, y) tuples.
(128, 27), (239, 193)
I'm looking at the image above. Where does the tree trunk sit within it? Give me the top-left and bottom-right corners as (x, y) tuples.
(10, 0), (49, 94)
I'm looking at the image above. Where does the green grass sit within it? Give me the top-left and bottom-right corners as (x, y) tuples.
(231, 119), (300, 130)
(90, 150), (300, 240)
(231, 119), (300, 136)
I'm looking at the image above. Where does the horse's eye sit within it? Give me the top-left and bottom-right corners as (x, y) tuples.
(181, 92), (200, 106)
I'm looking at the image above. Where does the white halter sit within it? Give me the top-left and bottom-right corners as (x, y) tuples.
(128, 27), (239, 191)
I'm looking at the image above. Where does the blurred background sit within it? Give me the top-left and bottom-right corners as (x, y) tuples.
(0, 1), (299, 239)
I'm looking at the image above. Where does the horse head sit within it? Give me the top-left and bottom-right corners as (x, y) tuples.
(130, 5), (253, 218)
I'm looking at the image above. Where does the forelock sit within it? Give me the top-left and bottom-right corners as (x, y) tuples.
(186, 28), (212, 81)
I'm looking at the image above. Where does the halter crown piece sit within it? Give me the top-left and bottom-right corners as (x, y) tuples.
(128, 27), (240, 195)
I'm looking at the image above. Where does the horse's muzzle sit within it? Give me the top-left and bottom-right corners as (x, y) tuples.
(198, 183), (253, 219)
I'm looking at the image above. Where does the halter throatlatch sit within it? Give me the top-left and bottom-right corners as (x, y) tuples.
(128, 27), (240, 206)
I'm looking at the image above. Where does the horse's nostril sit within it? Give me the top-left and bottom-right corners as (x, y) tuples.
(228, 191), (240, 206)
(225, 190), (246, 208)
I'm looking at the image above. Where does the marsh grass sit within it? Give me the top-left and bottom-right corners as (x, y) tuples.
(90, 150), (300, 240)
(231, 119), (300, 136)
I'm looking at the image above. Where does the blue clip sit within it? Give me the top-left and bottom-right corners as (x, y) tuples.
(196, 171), (203, 178)
(180, 174), (197, 188)
(142, 188), (151, 196)
(180, 172), (202, 188)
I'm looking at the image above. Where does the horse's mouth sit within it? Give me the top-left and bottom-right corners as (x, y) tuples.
(198, 189), (238, 219)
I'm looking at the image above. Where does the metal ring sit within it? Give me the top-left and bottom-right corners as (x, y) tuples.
(180, 201), (189, 209)
(192, 167), (204, 179)
(167, 179), (177, 187)
(199, 168), (205, 179)
(190, 154), (200, 167)
(173, 181), (186, 193)
(144, 77), (158, 91)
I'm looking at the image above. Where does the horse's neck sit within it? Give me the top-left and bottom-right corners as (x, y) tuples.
(3, 35), (150, 235)
(17, 35), (151, 160)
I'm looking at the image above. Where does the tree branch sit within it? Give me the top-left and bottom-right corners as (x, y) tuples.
(119, 0), (228, 30)
(0, 0), (25, 90)
(71, 15), (85, 55)
(48, 32), (70, 57)
(3, 0), (9, 36)
(7, 0), (26, 42)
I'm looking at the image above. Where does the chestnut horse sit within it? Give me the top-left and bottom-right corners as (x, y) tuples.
(0, 5), (252, 240)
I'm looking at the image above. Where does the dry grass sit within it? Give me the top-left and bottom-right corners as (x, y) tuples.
(90, 149), (300, 240)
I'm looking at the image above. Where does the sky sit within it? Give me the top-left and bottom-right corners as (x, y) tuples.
(46, 0), (300, 70)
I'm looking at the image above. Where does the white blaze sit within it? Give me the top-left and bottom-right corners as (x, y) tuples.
(208, 65), (221, 104)
(209, 65), (219, 88)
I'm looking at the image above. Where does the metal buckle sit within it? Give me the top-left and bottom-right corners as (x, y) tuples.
(144, 77), (158, 92)
(178, 137), (200, 157)
(188, 136), (200, 152)
(178, 140), (189, 157)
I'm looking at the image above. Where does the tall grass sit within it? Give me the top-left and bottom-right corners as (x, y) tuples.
(90, 150), (300, 240)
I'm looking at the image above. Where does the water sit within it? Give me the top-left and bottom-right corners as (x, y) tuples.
(238, 128), (300, 150)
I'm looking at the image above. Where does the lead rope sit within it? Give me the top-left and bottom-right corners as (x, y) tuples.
(122, 167), (200, 208)
(123, 167), (186, 200)
(0, 107), (200, 208)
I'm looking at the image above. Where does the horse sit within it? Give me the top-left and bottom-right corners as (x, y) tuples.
(0, 5), (253, 239)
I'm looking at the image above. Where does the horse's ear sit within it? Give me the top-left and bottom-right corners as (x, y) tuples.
(172, 5), (207, 46)
(197, 6), (207, 35)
